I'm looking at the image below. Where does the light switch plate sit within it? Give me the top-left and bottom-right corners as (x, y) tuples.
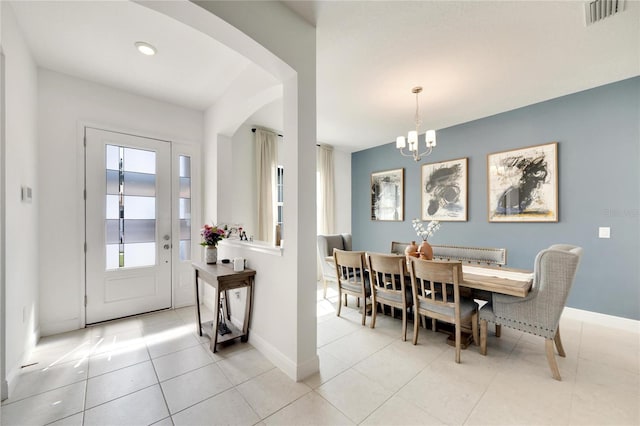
(598, 227), (610, 238)
(21, 186), (33, 203)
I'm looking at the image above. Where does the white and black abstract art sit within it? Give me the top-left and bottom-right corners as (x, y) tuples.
(371, 168), (404, 221)
(487, 142), (558, 222)
(421, 158), (468, 221)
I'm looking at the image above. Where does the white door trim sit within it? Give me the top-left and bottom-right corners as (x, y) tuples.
(76, 121), (201, 327)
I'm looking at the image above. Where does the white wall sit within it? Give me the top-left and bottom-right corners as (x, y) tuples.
(152, 1), (317, 380)
(333, 148), (352, 234)
(0, 1), (5, 401)
(37, 69), (203, 335)
(2, 3), (39, 394)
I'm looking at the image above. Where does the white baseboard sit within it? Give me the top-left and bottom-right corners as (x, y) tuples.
(247, 328), (319, 382)
(39, 317), (81, 337)
(563, 307), (639, 333)
(1, 378), (8, 401)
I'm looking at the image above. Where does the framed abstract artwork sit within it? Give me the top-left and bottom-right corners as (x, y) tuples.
(371, 168), (404, 221)
(487, 142), (558, 222)
(421, 157), (468, 221)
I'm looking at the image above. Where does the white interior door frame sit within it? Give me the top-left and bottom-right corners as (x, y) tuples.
(1, 47), (8, 401)
(77, 122), (201, 326)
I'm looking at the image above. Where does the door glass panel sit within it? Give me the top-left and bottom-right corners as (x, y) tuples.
(106, 170), (120, 194)
(123, 196), (155, 219)
(123, 172), (155, 196)
(179, 198), (190, 219)
(179, 155), (191, 261)
(179, 241), (191, 262)
(123, 242), (156, 268)
(106, 195), (120, 219)
(106, 244), (121, 270)
(106, 219), (120, 244)
(123, 219), (156, 243)
(105, 144), (157, 270)
(106, 145), (120, 170)
(179, 156), (191, 178)
(179, 219), (190, 240)
(123, 148), (155, 173)
(179, 177), (191, 198)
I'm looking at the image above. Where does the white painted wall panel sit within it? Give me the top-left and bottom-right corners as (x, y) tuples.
(37, 69), (203, 335)
(2, 3), (39, 393)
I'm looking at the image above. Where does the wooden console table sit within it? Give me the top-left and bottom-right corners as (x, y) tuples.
(192, 261), (256, 353)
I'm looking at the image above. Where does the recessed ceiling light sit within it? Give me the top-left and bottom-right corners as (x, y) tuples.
(135, 41), (156, 56)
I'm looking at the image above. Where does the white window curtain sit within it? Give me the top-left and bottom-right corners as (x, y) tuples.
(317, 144), (335, 235)
(255, 129), (278, 243)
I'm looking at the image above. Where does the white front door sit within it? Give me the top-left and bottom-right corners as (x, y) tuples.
(85, 127), (172, 324)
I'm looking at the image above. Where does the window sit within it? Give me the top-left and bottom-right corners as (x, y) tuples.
(105, 145), (157, 269)
(178, 155), (192, 261)
(276, 166), (284, 235)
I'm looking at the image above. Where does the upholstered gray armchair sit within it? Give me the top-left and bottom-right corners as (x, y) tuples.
(317, 233), (352, 298)
(480, 244), (583, 380)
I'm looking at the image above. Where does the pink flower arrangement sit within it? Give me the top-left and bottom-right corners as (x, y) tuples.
(200, 224), (226, 247)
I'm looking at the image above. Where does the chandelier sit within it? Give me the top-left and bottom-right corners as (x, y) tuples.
(396, 86), (437, 161)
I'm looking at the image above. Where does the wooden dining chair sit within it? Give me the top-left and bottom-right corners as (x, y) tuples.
(333, 249), (371, 326)
(408, 257), (478, 363)
(366, 252), (412, 341)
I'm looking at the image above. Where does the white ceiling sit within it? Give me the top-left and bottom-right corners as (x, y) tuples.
(9, 1), (640, 152)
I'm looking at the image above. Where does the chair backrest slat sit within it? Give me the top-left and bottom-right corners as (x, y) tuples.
(410, 258), (463, 311)
(333, 249), (367, 290)
(366, 252), (406, 297)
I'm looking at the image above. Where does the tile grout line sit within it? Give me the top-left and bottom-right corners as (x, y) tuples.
(146, 336), (173, 423)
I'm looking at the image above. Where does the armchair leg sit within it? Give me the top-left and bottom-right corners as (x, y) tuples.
(545, 338), (562, 381)
(471, 313), (479, 346)
(495, 324), (501, 337)
(413, 312), (419, 345)
(480, 319), (488, 355)
(336, 290), (342, 317)
(554, 326), (566, 357)
(344, 294), (348, 306)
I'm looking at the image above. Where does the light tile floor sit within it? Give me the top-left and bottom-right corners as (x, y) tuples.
(2, 282), (639, 425)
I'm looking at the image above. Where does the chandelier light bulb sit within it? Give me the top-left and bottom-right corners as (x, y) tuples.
(396, 86), (438, 161)
(426, 129), (436, 147)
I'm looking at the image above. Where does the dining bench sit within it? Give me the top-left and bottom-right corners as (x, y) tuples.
(431, 244), (506, 267)
(390, 242), (506, 267)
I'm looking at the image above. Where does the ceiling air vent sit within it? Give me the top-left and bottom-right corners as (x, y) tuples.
(585, 0), (625, 25)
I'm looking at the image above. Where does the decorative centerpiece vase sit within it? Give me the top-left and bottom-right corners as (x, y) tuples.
(404, 241), (419, 261)
(418, 240), (433, 260)
(205, 246), (218, 264)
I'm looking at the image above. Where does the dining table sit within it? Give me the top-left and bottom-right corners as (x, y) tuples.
(325, 255), (534, 298)
(460, 264), (533, 297)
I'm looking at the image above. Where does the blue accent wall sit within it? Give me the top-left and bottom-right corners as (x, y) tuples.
(352, 77), (640, 320)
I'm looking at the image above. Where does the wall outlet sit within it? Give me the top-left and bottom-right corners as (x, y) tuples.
(598, 227), (611, 238)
